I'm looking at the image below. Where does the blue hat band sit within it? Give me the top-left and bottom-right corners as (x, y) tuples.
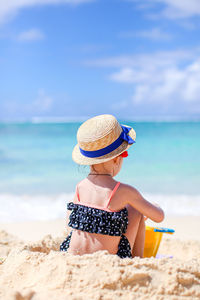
(79, 125), (135, 158)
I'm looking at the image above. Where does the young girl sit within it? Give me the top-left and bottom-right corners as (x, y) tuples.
(60, 114), (164, 258)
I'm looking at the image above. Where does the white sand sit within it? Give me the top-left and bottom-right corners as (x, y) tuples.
(0, 216), (200, 300)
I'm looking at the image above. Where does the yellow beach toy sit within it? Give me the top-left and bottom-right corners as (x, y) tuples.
(143, 226), (175, 258)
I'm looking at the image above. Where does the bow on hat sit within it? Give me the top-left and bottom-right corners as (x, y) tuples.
(79, 125), (135, 158)
(120, 125), (135, 145)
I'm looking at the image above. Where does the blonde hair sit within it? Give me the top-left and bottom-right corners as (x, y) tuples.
(90, 156), (123, 177)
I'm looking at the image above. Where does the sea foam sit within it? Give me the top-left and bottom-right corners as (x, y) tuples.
(0, 192), (200, 223)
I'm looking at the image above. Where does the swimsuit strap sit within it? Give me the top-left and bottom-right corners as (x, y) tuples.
(75, 185), (80, 202)
(75, 181), (120, 209)
(106, 182), (121, 208)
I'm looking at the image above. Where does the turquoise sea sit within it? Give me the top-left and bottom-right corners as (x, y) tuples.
(0, 121), (200, 221)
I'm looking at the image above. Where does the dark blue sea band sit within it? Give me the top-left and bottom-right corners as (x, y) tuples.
(79, 125), (135, 158)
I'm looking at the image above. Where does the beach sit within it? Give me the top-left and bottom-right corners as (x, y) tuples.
(1, 0), (200, 296)
(0, 121), (200, 299)
(0, 216), (200, 300)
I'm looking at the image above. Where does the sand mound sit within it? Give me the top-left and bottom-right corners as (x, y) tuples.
(0, 230), (24, 258)
(0, 231), (200, 300)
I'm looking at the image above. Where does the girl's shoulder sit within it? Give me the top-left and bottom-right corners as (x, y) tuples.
(75, 178), (89, 189)
(107, 182), (139, 211)
(118, 182), (139, 194)
(116, 182), (143, 205)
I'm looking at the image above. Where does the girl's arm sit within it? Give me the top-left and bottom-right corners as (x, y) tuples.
(121, 184), (164, 223)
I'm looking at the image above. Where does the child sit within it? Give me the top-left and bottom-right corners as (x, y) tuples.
(60, 114), (164, 258)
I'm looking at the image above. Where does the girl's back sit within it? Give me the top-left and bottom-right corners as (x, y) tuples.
(67, 176), (126, 255)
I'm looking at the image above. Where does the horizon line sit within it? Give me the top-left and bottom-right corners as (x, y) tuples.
(1, 115), (200, 123)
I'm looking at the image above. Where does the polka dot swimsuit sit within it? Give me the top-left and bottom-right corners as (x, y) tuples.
(60, 182), (132, 259)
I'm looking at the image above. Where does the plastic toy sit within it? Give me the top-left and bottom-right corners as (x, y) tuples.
(143, 226), (175, 258)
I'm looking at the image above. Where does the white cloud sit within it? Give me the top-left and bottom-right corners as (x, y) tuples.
(110, 68), (151, 83)
(0, 0), (94, 23)
(119, 28), (172, 41)
(32, 89), (54, 112)
(86, 48), (200, 114)
(160, 0), (200, 19)
(129, 0), (200, 19)
(17, 28), (44, 41)
(85, 48), (199, 68)
(109, 55), (200, 105)
(0, 89), (54, 118)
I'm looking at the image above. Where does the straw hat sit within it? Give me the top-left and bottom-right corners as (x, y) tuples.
(72, 114), (136, 165)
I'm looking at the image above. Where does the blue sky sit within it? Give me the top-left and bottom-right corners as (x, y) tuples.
(0, 0), (200, 121)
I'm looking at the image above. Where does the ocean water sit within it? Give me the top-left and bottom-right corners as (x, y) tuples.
(0, 121), (200, 222)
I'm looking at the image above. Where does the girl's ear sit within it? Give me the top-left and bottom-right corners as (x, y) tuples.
(113, 156), (120, 164)
(113, 156), (117, 163)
